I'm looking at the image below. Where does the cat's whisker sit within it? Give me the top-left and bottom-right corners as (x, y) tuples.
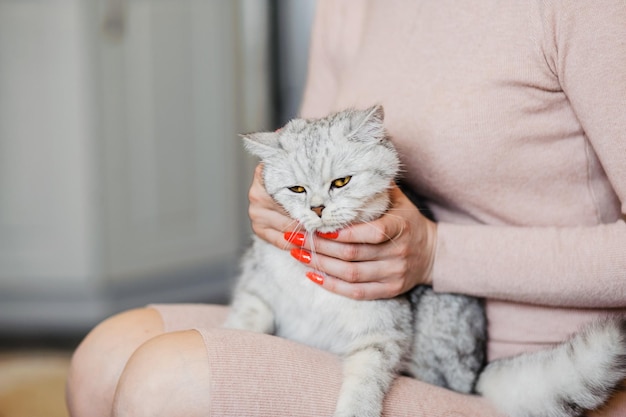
(358, 207), (430, 216)
(307, 232), (324, 272)
(280, 218), (301, 235)
(357, 208), (432, 235)
(280, 219), (304, 251)
(360, 220), (404, 250)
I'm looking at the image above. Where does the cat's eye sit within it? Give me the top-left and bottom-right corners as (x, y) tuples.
(331, 176), (352, 189)
(288, 185), (306, 193)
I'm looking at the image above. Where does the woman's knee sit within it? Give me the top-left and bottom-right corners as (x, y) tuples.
(112, 330), (212, 417)
(66, 307), (165, 417)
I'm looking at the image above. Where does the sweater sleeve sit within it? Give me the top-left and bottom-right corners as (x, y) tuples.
(432, 2), (626, 308)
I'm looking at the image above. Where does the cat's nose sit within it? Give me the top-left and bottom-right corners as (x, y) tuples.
(311, 205), (325, 218)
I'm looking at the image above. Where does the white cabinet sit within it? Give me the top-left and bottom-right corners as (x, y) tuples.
(0, 0), (270, 332)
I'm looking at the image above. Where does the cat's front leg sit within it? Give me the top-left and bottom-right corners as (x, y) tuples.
(333, 340), (403, 417)
(223, 290), (275, 334)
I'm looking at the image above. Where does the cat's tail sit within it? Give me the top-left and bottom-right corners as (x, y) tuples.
(475, 316), (626, 417)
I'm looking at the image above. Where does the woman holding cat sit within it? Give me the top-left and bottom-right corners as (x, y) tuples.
(251, 165), (439, 302)
(67, 1), (626, 416)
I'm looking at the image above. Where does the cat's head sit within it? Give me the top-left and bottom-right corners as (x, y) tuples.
(242, 105), (400, 233)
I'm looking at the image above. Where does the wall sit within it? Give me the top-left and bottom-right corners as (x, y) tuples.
(0, 0), (271, 333)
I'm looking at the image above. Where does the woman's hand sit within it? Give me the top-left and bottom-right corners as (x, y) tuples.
(295, 185), (437, 300)
(248, 164), (298, 249)
(248, 164), (438, 300)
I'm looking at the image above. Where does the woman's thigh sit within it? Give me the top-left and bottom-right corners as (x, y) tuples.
(116, 327), (502, 417)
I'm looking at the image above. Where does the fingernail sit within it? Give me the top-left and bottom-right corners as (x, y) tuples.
(290, 248), (312, 264)
(306, 271), (324, 285)
(316, 231), (339, 239)
(284, 232), (305, 246)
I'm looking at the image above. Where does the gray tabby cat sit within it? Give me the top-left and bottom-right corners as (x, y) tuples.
(224, 106), (626, 417)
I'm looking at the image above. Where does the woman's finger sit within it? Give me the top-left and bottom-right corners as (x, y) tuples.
(305, 270), (402, 301)
(293, 234), (397, 263)
(248, 164), (280, 211)
(290, 247), (406, 285)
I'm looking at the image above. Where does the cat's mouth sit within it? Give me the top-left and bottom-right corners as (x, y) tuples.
(301, 213), (360, 235)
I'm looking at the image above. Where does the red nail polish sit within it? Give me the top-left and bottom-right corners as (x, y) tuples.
(284, 232), (305, 246)
(316, 231), (339, 239)
(306, 271), (324, 285)
(290, 248), (312, 264)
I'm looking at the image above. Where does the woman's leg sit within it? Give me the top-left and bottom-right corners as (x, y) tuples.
(68, 304), (504, 417)
(66, 304), (228, 417)
(66, 308), (164, 417)
(109, 327), (503, 417)
(200, 328), (504, 417)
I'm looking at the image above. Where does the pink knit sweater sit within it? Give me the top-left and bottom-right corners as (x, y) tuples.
(299, 0), (626, 364)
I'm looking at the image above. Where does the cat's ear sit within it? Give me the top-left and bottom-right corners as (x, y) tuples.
(240, 131), (283, 160)
(346, 105), (386, 144)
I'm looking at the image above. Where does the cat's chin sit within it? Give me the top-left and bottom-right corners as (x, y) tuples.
(316, 225), (343, 234)
(300, 219), (351, 235)
(300, 222), (340, 234)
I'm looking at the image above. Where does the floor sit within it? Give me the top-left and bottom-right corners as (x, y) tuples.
(0, 336), (81, 417)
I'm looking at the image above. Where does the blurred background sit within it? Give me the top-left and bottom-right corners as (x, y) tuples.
(0, 0), (315, 415)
